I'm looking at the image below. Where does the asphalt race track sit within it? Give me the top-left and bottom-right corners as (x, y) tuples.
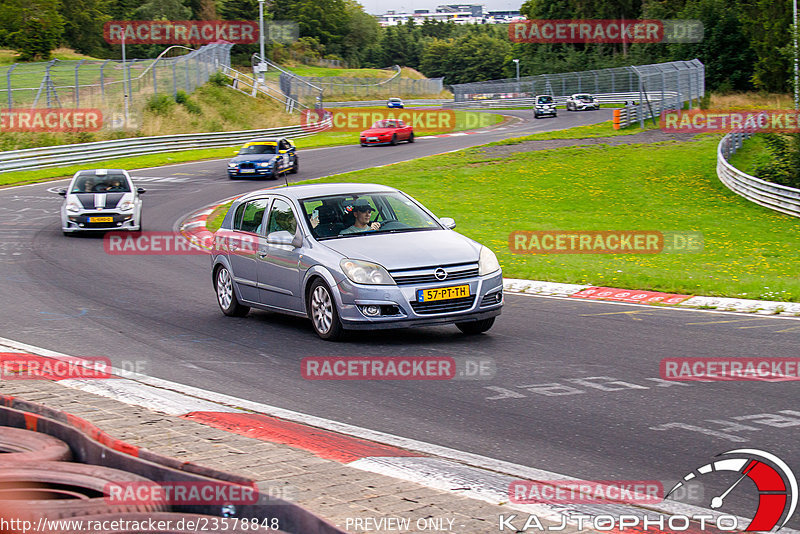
(1, 108), (798, 525)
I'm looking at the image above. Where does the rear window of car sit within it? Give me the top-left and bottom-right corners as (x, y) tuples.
(233, 198), (270, 234)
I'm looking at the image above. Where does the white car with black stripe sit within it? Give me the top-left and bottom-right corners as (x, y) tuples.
(58, 169), (145, 235)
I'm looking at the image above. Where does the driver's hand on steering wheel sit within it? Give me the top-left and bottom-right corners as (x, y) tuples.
(369, 221), (381, 231)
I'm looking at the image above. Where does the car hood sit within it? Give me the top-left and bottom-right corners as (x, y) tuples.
(230, 154), (278, 163)
(320, 230), (481, 270)
(361, 128), (397, 135)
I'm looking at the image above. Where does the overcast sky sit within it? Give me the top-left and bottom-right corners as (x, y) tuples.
(358, 0), (522, 15)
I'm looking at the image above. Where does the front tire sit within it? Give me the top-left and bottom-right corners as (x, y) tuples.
(390, 134), (397, 146)
(290, 158), (299, 174)
(307, 279), (343, 341)
(215, 266), (249, 317)
(408, 132), (414, 143)
(456, 317), (495, 335)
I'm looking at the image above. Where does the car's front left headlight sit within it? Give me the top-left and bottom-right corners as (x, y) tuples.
(119, 200), (134, 211)
(66, 200), (81, 213)
(478, 246), (501, 276)
(340, 259), (395, 285)
(228, 163), (237, 168)
(258, 162), (272, 167)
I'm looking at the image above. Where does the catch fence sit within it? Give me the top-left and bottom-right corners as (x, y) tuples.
(451, 59), (704, 126)
(1, 43), (232, 129)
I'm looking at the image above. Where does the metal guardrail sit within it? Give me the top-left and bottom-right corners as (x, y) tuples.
(442, 92), (669, 109)
(323, 99), (451, 107)
(717, 132), (800, 218)
(0, 120), (331, 173)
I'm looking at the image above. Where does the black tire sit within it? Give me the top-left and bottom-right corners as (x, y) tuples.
(534, 115), (540, 119)
(408, 132), (414, 143)
(0, 427), (72, 462)
(456, 317), (495, 335)
(0, 461), (167, 520)
(360, 143), (367, 147)
(390, 134), (397, 146)
(215, 265), (250, 317)
(290, 157), (298, 174)
(307, 279), (343, 341)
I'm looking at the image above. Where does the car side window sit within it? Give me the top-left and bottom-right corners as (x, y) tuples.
(266, 198), (297, 237)
(234, 198), (270, 234)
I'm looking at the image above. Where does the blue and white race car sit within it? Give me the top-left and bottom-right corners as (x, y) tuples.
(227, 137), (299, 180)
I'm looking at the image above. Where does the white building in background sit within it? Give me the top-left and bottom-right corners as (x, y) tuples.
(376, 4), (521, 26)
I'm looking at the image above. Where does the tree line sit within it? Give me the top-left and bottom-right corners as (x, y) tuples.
(0, 0), (794, 93)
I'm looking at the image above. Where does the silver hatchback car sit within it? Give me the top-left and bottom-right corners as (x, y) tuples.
(210, 183), (503, 340)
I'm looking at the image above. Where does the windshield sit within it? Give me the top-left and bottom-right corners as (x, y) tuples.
(238, 144), (278, 155)
(371, 120), (401, 129)
(389, 99), (401, 102)
(302, 192), (441, 240)
(70, 173), (131, 193)
(537, 96), (553, 104)
(576, 95), (594, 101)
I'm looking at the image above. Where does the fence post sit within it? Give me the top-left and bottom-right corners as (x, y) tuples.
(172, 61), (177, 98)
(153, 62), (158, 95)
(7, 64), (16, 109)
(75, 59), (86, 108)
(611, 70), (615, 93)
(100, 60), (110, 101)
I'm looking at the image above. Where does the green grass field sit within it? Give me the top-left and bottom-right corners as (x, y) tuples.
(278, 132), (800, 302)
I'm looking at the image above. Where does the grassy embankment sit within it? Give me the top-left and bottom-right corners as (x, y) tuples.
(254, 121), (797, 303)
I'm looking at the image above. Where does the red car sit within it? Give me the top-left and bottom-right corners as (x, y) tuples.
(360, 119), (414, 146)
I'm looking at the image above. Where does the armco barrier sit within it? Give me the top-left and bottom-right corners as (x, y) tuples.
(717, 132), (800, 218)
(0, 119), (331, 173)
(0, 395), (346, 533)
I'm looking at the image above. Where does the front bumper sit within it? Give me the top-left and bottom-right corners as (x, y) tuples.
(63, 212), (138, 232)
(575, 104), (599, 110)
(335, 271), (504, 330)
(228, 167), (275, 177)
(360, 136), (394, 145)
(535, 108), (557, 117)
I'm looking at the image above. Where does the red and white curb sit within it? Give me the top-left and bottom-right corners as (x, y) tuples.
(0, 336), (780, 534)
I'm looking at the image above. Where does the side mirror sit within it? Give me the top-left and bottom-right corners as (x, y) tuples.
(267, 230), (294, 246)
(439, 217), (456, 230)
(57, 189), (67, 197)
(292, 225), (303, 248)
(137, 187), (146, 194)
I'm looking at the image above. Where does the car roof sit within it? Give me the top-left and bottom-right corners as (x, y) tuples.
(238, 183), (399, 203)
(572, 93), (592, 97)
(243, 137), (286, 145)
(72, 169), (130, 178)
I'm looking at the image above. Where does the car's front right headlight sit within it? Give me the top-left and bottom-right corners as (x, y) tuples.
(478, 246), (501, 276)
(66, 200), (81, 213)
(228, 163), (237, 168)
(119, 200), (134, 211)
(340, 259), (395, 285)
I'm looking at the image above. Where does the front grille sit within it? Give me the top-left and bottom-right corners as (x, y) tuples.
(391, 265), (479, 285)
(239, 163), (256, 169)
(410, 296), (475, 315)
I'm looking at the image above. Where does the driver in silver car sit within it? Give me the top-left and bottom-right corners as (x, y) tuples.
(340, 199), (381, 234)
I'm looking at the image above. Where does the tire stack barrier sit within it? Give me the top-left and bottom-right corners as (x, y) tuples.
(0, 394), (346, 533)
